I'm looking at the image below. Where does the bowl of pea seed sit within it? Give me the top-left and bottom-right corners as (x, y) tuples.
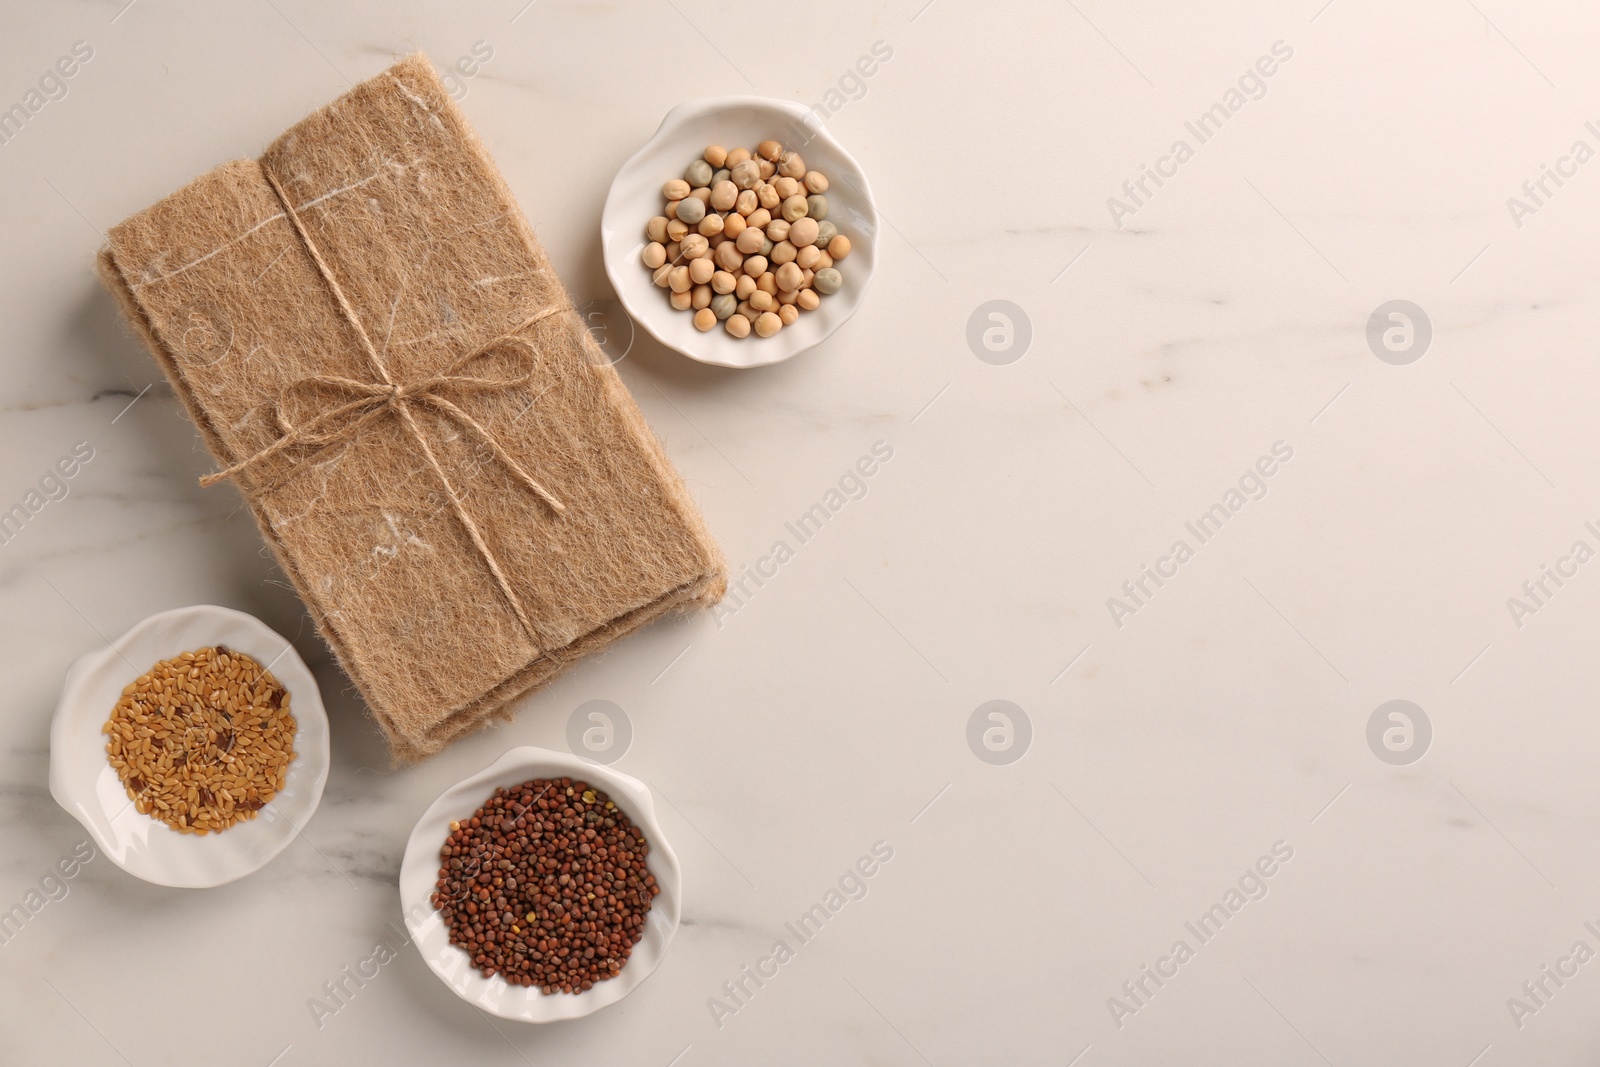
(603, 97), (877, 369)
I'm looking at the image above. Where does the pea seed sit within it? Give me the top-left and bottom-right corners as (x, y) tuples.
(731, 160), (762, 190)
(642, 143), (859, 337)
(709, 181), (738, 212)
(675, 196), (706, 225)
(678, 236), (707, 263)
(735, 228), (766, 255)
(787, 217), (820, 248)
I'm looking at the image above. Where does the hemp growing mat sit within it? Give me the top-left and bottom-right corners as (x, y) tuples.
(97, 54), (726, 762)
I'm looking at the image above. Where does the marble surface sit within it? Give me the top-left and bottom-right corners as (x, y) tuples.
(5, 0), (1600, 1063)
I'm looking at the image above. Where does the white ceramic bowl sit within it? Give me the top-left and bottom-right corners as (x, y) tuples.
(49, 604), (330, 889)
(398, 746), (681, 1023)
(602, 96), (878, 369)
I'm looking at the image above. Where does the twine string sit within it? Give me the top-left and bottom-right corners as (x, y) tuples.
(198, 167), (566, 641)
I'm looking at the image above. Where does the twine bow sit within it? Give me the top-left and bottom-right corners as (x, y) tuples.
(199, 168), (566, 642)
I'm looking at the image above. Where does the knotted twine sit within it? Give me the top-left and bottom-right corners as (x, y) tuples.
(199, 169), (565, 642)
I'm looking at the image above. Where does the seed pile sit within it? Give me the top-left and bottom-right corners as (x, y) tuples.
(642, 139), (853, 339)
(432, 777), (659, 994)
(104, 645), (295, 834)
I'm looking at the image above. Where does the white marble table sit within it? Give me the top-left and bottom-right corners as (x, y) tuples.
(5, 1), (1600, 1063)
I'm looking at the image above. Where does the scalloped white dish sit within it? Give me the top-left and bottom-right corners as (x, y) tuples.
(398, 746), (681, 1023)
(602, 96), (878, 369)
(49, 604), (330, 889)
